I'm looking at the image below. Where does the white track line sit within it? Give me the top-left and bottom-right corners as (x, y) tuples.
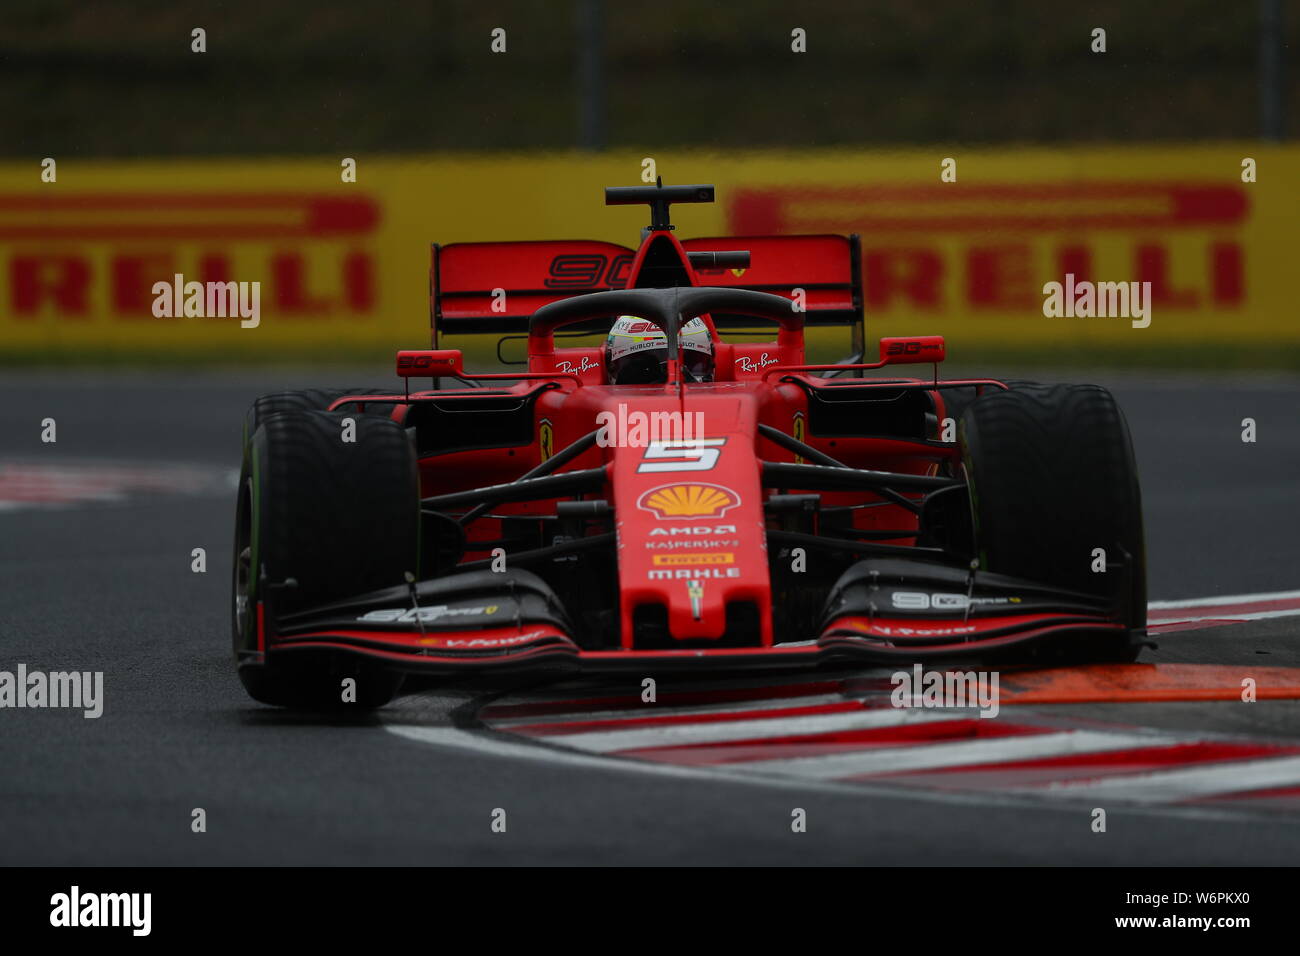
(1026, 754), (1300, 804)
(482, 671), (888, 712)
(383, 587), (1300, 814)
(531, 706), (965, 754)
(733, 730), (1161, 781)
(385, 720), (1032, 802)
(485, 692), (851, 729)
(382, 720), (1232, 820)
(1149, 609), (1300, 625)
(386, 724), (690, 773)
(1149, 589), (1300, 609)
(381, 705), (1296, 823)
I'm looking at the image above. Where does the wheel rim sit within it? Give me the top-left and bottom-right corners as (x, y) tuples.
(233, 477), (253, 644)
(234, 547), (251, 638)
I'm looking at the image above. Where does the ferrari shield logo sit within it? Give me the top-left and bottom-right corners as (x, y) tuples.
(792, 412), (805, 465)
(687, 580), (704, 619)
(539, 418), (554, 460)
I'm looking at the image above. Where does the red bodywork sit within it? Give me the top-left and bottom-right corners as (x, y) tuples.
(257, 201), (1128, 674)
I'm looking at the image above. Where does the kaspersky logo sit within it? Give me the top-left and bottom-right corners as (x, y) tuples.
(637, 483), (740, 519)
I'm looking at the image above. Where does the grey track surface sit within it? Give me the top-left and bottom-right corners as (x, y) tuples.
(0, 368), (1298, 865)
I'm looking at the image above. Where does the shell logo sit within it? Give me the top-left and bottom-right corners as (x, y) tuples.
(637, 483), (741, 519)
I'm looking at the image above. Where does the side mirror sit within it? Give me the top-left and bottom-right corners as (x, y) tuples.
(396, 349), (464, 377)
(878, 336), (945, 365)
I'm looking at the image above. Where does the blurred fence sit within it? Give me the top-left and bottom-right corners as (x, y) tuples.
(4, 1), (1293, 157)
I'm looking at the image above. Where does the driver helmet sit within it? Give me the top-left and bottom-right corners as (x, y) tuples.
(605, 315), (714, 384)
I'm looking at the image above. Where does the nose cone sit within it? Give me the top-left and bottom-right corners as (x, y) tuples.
(607, 389), (771, 647)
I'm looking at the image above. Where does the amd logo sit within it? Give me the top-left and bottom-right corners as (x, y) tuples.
(648, 525), (737, 536)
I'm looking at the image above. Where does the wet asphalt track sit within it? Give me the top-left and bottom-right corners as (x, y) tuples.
(1, 368), (1298, 865)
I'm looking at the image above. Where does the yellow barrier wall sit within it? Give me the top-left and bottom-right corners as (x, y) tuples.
(1, 146), (1292, 361)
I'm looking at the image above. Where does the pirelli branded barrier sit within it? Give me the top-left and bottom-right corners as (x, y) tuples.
(1, 146), (1294, 361)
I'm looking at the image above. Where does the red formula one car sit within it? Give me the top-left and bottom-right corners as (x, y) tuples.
(231, 183), (1147, 707)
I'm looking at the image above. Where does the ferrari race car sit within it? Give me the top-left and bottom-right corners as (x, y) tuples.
(231, 182), (1147, 707)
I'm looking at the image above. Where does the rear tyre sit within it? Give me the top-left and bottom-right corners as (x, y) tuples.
(232, 409), (420, 709)
(959, 384), (1146, 662)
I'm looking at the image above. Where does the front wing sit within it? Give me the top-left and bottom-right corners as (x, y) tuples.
(247, 565), (1137, 675)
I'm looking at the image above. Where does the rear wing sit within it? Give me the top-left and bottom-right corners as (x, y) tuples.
(431, 240), (634, 343)
(680, 234), (863, 330)
(430, 233), (864, 348)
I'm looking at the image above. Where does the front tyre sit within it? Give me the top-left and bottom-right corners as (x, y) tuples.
(960, 384), (1146, 662)
(240, 387), (398, 467)
(232, 409), (420, 709)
